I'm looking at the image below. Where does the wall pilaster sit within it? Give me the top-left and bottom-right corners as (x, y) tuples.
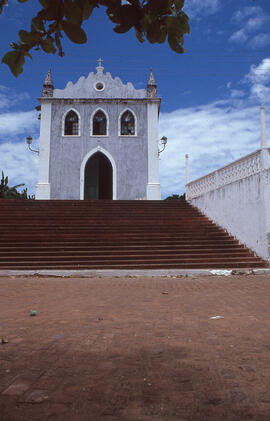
(35, 101), (52, 199)
(147, 101), (161, 200)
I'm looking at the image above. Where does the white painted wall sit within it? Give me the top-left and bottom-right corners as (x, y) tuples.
(147, 101), (161, 200)
(35, 101), (52, 199)
(262, 170), (270, 258)
(190, 170), (270, 261)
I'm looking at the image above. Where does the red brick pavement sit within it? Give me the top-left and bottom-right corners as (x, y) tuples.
(1, 274), (270, 420)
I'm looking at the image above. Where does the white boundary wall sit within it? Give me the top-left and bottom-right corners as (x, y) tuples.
(186, 149), (270, 261)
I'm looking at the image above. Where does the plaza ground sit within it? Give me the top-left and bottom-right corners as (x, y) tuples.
(1, 274), (270, 420)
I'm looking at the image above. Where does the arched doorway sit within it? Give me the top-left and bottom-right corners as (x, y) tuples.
(84, 152), (113, 199)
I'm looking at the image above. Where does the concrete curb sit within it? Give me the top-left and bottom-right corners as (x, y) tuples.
(0, 268), (270, 278)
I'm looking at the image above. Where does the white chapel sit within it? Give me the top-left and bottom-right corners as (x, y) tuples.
(35, 60), (161, 200)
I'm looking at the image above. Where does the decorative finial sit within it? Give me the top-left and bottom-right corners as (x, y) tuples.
(44, 69), (53, 85)
(42, 69), (54, 97)
(147, 69), (157, 98)
(148, 69), (156, 86)
(96, 58), (104, 75)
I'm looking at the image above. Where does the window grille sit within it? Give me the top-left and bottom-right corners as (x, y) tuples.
(64, 110), (79, 135)
(93, 110), (107, 135)
(121, 111), (135, 135)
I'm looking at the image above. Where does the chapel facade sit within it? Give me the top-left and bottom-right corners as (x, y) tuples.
(35, 60), (161, 200)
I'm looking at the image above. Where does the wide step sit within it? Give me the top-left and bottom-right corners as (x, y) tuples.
(0, 199), (267, 270)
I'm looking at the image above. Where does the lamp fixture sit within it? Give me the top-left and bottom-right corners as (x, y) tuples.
(158, 136), (167, 156)
(26, 136), (39, 154)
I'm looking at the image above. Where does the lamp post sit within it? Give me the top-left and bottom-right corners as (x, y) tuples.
(26, 136), (39, 154)
(260, 105), (268, 149)
(158, 136), (168, 156)
(185, 154), (189, 185)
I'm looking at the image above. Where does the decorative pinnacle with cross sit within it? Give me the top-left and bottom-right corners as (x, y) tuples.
(97, 58), (104, 67)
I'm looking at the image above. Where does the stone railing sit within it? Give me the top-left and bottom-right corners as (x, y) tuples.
(186, 149), (270, 200)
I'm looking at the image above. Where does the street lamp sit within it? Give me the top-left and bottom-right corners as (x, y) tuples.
(26, 136), (39, 154)
(158, 136), (167, 156)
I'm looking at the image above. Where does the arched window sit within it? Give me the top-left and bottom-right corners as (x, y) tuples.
(121, 110), (135, 135)
(64, 110), (79, 135)
(93, 110), (107, 135)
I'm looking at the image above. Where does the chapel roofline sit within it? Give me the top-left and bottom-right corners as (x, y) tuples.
(38, 97), (161, 104)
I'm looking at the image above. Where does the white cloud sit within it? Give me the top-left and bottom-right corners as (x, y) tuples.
(246, 58), (270, 85)
(159, 55), (270, 198)
(0, 110), (38, 135)
(232, 6), (263, 23)
(230, 89), (245, 98)
(0, 86), (30, 111)
(229, 5), (269, 46)
(246, 17), (265, 32)
(184, 0), (222, 18)
(0, 139), (39, 196)
(249, 33), (270, 49)
(159, 103), (268, 197)
(245, 58), (270, 103)
(0, 99), (40, 195)
(229, 29), (248, 44)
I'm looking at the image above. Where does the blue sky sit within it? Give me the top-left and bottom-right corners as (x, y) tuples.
(0, 0), (270, 198)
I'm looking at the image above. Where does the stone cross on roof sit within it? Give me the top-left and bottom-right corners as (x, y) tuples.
(97, 58), (104, 67)
(96, 57), (104, 75)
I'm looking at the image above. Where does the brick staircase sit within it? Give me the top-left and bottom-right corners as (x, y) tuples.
(0, 199), (267, 270)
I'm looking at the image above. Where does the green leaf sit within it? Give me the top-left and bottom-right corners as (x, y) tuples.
(31, 16), (45, 33)
(24, 51), (32, 59)
(171, 0), (185, 14)
(80, 0), (95, 20)
(108, 3), (140, 27)
(38, 0), (50, 7)
(64, 0), (83, 25)
(12, 183), (25, 189)
(166, 15), (186, 53)
(157, 25), (167, 44)
(41, 37), (56, 53)
(134, 28), (145, 43)
(147, 0), (170, 15)
(19, 29), (42, 44)
(2, 50), (25, 77)
(55, 31), (65, 56)
(0, 0), (8, 15)
(19, 29), (31, 43)
(168, 34), (184, 53)
(114, 23), (133, 33)
(10, 42), (20, 50)
(38, 0), (63, 21)
(146, 19), (162, 44)
(62, 21), (87, 43)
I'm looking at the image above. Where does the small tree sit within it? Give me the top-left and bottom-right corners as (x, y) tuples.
(0, 171), (32, 199)
(164, 193), (185, 200)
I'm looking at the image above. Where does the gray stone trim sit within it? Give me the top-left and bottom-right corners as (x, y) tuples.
(1, 269), (270, 278)
(39, 98), (161, 105)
